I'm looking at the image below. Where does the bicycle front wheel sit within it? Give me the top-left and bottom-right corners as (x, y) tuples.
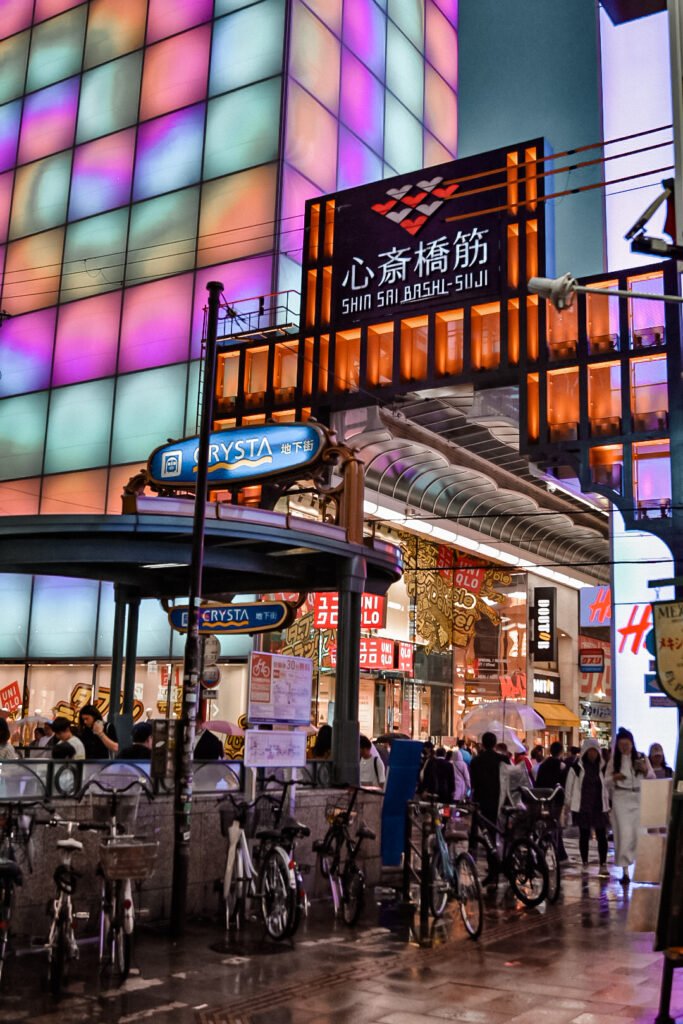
(0, 879), (14, 986)
(539, 834), (560, 904)
(429, 845), (450, 918)
(48, 911), (70, 997)
(259, 848), (296, 940)
(454, 851), (483, 940)
(113, 883), (131, 980)
(341, 863), (365, 926)
(506, 838), (549, 908)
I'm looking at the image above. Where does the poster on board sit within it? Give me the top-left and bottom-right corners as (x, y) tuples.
(247, 651), (313, 725)
(653, 600), (683, 703)
(243, 729), (307, 768)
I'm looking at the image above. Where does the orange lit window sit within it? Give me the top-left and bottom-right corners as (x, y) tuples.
(471, 303), (500, 370)
(324, 199), (335, 258)
(308, 203), (320, 262)
(628, 271), (665, 349)
(527, 372), (539, 441)
(219, 352), (239, 398)
(319, 334), (329, 393)
(588, 362), (621, 437)
(367, 322), (394, 386)
(525, 220), (538, 279)
(526, 295), (539, 361)
(587, 280), (619, 354)
(321, 266), (332, 324)
(305, 269), (317, 329)
(507, 152), (519, 214)
(631, 355), (668, 431)
(435, 309), (463, 375)
(302, 338), (314, 396)
(214, 417), (236, 431)
(590, 445), (623, 491)
(547, 302), (578, 361)
(633, 439), (671, 517)
(334, 328), (360, 392)
(271, 409), (297, 423)
(524, 147), (537, 210)
(273, 341), (298, 402)
(547, 367), (579, 441)
(241, 414), (266, 425)
(244, 346), (268, 394)
(400, 315), (428, 382)
(508, 299), (520, 365)
(507, 224), (519, 288)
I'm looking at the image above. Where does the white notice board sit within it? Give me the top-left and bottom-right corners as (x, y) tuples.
(243, 729), (307, 768)
(247, 651), (313, 725)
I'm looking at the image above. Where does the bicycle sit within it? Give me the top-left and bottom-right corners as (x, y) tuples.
(520, 785), (564, 904)
(467, 800), (549, 908)
(0, 796), (47, 986)
(220, 776), (309, 940)
(417, 798), (483, 939)
(313, 786), (377, 926)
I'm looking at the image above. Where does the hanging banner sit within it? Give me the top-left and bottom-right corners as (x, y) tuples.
(312, 593), (386, 629)
(531, 587), (556, 662)
(169, 601), (293, 635)
(652, 600), (683, 703)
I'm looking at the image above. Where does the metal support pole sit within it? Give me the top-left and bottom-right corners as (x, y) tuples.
(170, 279), (223, 938)
(419, 811), (431, 945)
(119, 591), (140, 750)
(655, 956), (676, 1024)
(109, 584), (127, 724)
(332, 555), (367, 786)
(401, 801), (414, 905)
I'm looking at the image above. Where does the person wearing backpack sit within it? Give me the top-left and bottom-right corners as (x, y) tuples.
(359, 734), (386, 789)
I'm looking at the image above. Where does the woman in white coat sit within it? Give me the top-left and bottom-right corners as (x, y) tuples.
(564, 737), (611, 875)
(605, 727), (655, 884)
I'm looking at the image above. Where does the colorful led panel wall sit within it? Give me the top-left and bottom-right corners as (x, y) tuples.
(0, 0), (458, 666)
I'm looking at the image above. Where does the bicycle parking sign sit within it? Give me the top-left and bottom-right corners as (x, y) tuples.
(247, 651), (313, 725)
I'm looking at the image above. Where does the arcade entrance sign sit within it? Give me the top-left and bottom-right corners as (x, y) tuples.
(168, 601), (293, 635)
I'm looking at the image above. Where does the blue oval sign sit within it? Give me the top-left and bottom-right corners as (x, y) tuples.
(169, 601), (293, 635)
(148, 423), (325, 488)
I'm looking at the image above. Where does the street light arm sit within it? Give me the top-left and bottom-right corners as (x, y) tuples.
(528, 274), (683, 311)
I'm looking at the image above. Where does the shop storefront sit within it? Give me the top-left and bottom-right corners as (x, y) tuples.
(578, 584), (613, 745)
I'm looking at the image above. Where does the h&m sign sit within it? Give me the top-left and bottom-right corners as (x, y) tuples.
(531, 587), (556, 662)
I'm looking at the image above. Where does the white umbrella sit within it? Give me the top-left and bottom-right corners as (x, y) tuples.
(10, 714), (52, 727)
(474, 722), (526, 755)
(462, 700), (545, 733)
(203, 720), (244, 736)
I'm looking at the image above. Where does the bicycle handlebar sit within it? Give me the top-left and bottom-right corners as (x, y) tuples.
(520, 784), (563, 803)
(77, 774), (154, 801)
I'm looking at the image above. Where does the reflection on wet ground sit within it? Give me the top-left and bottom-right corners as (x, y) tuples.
(1, 847), (681, 1024)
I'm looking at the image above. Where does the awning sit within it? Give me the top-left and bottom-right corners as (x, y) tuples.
(534, 700), (581, 728)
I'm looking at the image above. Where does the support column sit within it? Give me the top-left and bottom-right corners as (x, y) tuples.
(332, 555), (367, 786)
(118, 591), (140, 750)
(109, 584), (127, 725)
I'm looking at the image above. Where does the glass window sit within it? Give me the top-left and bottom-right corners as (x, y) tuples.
(35, 0), (87, 20)
(400, 315), (428, 382)
(587, 362), (621, 437)
(280, 163), (322, 269)
(388, 0), (424, 47)
(547, 302), (578, 361)
(0, 171), (12, 242)
(204, 79), (281, 181)
(471, 302), (500, 370)
(0, 31), (30, 106)
(384, 95), (422, 174)
(587, 280), (619, 354)
(334, 328), (361, 391)
(139, 25), (211, 122)
(386, 24), (423, 118)
(126, 187), (199, 284)
(340, 50), (384, 155)
(0, 577), (31, 658)
(0, 391), (49, 480)
(424, 67), (457, 154)
(111, 364), (187, 464)
(435, 309), (463, 376)
(589, 444), (623, 491)
(343, 0), (386, 78)
(136, 599), (175, 658)
(185, 358), (200, 433)
(245, 347), (269, 395)
(424, 131), (455, 166)
(337, 128), (383, 190)
(18, 78), (79, 166)
(0, 0), (33, 42)
(0, 476), (41, 516)
(426, 1), (457, 89)
(547, 368), (579, 442)
(631, 355), (668, 431)
(633, 440), (671, 519)
(119, 273), (193, 372)
(197, 165), (277, 266)
(41, 468), (108, 514)
(44, 378), (115, 473)
(147, 0), (213, 43)
(29, 576), (99, 658)
(628, 272), (665, 349)
(105, 462), (144, 514)
(290, 0), (340, 115)
(285, 82), (338, 193)
(84, 0), (147, 69)
(62, 208), (129, 302)
(76, 52), (143, 143)
(53, 292), (122, 386)
(210, 0), (285, 96)
(0, 307), (56, 397)
(26, 6), (88, 92)
(367, 322), (394, 386)
(10, 151), (73, 239)
(3, 227), (64, 314)
(69, 128), (136, 220)
(134, 104), (205, 201)
(301, 0), (342, 34)
(527, 372), (539, 442)
(220, 352), (240, 398)
(273, 341), (299, 396)
(0, 100), (22, 174)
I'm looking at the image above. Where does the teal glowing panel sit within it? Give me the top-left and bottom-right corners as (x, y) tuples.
(111, 364), (186, 464)
(26, 6), (88, 93)
(388, 0), (424, 48)
(210, 0), (285, 96)
(0, 308), (56, 397)
(386, 24), (424, 118)
(28, 576), (99, 658)
(340, 50), (384, 155)
(119, 273), (193, 372)
(18, 78), (79, 165)
(204, 80), (281, 181)
(0, 31), (30, 105)
(69, 128), (135, 220)
(0, 575), (31, 657)
(10, 152), (73, 239)
(384, 94), (423, 173)
(0, 392), (49, 481)
(343, 0), (386, 79)
(136, 599), (174, 658)
(147, 0), (213, 43)
(62, 208), (129, 301)
(126, 187), (199, 284)
(53, 292), (122, 385)
(0, 100), (21, 173)
(44, 379), (115, 473)
(337, 128), (383, 190)
(134, 104), (206, 201)
(76, 53), (143, 144)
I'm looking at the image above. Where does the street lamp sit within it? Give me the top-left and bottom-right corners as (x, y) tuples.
(528, 274), (683, 311)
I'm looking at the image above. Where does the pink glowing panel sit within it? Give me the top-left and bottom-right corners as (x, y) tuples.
(0, 101), (21, 173)
(342, 0), (386, 79)
(432, 0), (458, 24)
(340, 50), (384, 155)
(69, 128), (135, 220)
(424, 67), (457, 154)
(284, 82), (338, 194)
(119, 273), (193, 372)
(18, 78), (79, 165)
(424, 130), (455, 167)
(280, 163), (322, 265)
(134, 104), (205, 201)
(53, 292), (122, 385)
(140, 25), (211, 122)
(338, 128), (383, 190)
(0, 172), (13, 242)
(191, 256), (274, 357)
(41, 468), (108, 514)
(0, 308), (56, 397)
(147, 0), (213, 43)
(0, 0), (33, 41)
(302, 0), (341, 36)
(426, 2), (458, 90)
(34, 0), (86, 19)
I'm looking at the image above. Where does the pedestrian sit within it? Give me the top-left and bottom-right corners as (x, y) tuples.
(606, 727), (655, 884)
(451, 746), (471, 801)
(470, 732), (505, 885)
(36, 722), (56, 749)
(535, 740), (568, 859)
(78, 703), (118, 758)
(514, 745), (534, 776)
(564, 737), (610, 875)
(194, 717), (225, 759)
(0, 718), (18, 759)
(422, 746), (455, 802)
(564, 745), (580, 768)
(457, 738), (472, 766)
(117, 721), (153, 760)
(359, 734), (385, 788)
(51, 717), (86, 760)
(648, 742), (673, 780)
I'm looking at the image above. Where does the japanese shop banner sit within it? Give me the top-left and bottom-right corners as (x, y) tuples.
(0, 680), (22, 713)
(652, 600), (683, 704)
(313, 592), (386, 630)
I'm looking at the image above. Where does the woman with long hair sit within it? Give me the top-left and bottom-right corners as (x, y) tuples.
(564, 737), (610, 875)
(78, 703), (118, 759)
(606, 727), (654, 884)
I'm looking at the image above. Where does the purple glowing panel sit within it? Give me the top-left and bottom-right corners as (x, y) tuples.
(0, 308), (56, 397)
(69, 128), (135, 221)
(18, 78), (79, 165)
(119, 273), (193, 372)
(432, 0), (458, 23)
(0, 172), (12, 242)
(147, 0), (213, 43)
(340, 50), (384, 155)
(342, 0), (385, 79)
(53, 292), (121, 385)
(338, 128), (383, 190)
(279, 163), (321, 268)
(0, 101), (21, 173)
(190, 256), (273, 357)
(133, 104), (205, 201)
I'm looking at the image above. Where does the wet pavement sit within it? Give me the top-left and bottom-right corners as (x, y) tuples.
(2, 845), (682, 1024)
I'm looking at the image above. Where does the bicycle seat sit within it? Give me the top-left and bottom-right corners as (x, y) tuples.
(357, 824), (376, 841)
(56, 837), (84, 852)
(0, 858), (23, 883)
(312, 838), (328, 854)
(255, 827), (283, 841)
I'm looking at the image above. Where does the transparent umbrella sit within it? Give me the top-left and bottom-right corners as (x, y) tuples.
(462, 700), (545, 734)
(470, 721), (526, 754)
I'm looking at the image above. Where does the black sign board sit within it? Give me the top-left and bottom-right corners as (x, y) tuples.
(533, 673), (560, 701)
(531, 587), (556, 662)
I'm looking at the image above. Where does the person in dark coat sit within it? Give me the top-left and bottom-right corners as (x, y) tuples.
(194, 722), (224, 759)
(421, 746), (456, 803)
(535, 740), (568, 860)
(117, 721), (153, 760)
(469, 731), (504, 885)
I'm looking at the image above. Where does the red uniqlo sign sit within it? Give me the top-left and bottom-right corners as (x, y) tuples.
(395, 641), (414, 673)
(0, 680), (22, 713)
(453, 557), (486, 594)
(360, 637), (395, 670)
(313, 593), (386, 630)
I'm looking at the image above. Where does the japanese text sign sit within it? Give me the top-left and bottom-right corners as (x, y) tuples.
(313, 593), (386, 630)
(244, 730), (307, 768)
(395, 641), (414, 673)
(0, 680), (22, 713)
(652, 600), (683, 703)
(247, 652), (313, 725)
